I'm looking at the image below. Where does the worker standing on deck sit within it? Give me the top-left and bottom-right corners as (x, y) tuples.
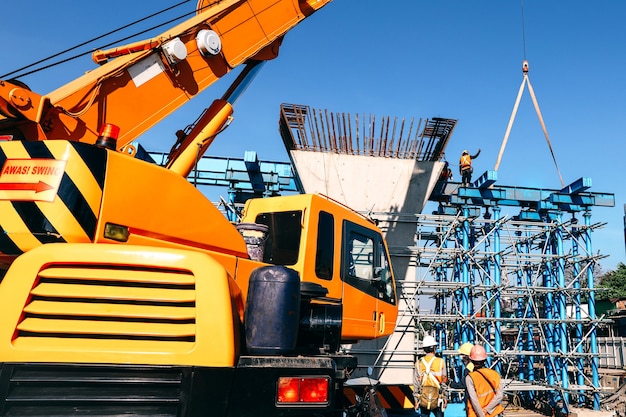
(459, 149), (481, 186)
(414, 335), (447, 417)
(465, 345), (504, 417)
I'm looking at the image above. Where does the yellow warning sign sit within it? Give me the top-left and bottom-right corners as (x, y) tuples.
(0, 158), (66, 202)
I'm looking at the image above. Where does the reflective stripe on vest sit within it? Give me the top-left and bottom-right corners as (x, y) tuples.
(419, 356), (445, 387)
(460, 154), (472, 170)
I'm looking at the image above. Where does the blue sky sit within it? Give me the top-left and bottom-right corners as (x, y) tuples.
(2, 1), (625, 270)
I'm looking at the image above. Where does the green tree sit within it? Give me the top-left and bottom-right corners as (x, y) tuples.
(596, 263), (626, 301)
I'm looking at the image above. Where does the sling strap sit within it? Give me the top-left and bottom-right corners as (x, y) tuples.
(420, 356), (441, 388)
(475, 369), (496, 392)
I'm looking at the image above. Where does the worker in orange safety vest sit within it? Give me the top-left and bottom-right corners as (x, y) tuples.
(459, 148), (481, 187)
(465, 345), (504, 417)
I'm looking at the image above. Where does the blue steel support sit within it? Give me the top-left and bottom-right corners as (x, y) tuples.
(461, 206), (471, 343)
(243, 151), (267, 197)
(571, 227), (586, 407)
(473, 170), (498, 189)
(543, 223), (556, 393)
(554, 212), (569, 410)
(493, 206), (502, 374)
(435, 263), (445, 354)
(515, 241), (526, 382)
(440, 223), (451, 354)
(483, 218), (493, 367)
(583, 211), (601, 410)
(227, 188), (237, 222)
(524, 237), (535, 402)
(453, 226), (463, 348)
(560, 177), (592, 194)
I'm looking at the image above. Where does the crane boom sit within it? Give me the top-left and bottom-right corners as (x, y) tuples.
(0, 0), (331, 149)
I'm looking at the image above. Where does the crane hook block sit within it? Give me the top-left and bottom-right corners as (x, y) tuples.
(196, 29), (222, 57)
(522, 60), (529, 74)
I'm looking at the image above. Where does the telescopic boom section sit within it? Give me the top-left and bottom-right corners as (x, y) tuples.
(0, 0), (332, 149)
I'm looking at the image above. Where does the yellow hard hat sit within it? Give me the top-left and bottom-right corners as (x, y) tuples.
(458, 342), (474, 356)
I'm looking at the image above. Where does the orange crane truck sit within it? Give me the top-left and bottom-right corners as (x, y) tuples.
(0, 1), (398, 415)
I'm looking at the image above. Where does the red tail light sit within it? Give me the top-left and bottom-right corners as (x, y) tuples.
(277, 376), (330, 404)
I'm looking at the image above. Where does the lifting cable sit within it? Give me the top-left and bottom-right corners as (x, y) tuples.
(493, 0), (565, 188)
(1, 0), (192, 80)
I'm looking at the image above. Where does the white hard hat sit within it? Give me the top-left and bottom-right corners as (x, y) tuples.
(422, 335), (437, 348)
(462, 149), (469, 155)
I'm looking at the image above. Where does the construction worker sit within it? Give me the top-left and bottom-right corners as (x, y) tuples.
(439, 161), (454, 182)
(450, 342), (474, 391)
(465, 345), (504, 417)
(459, 148), (481, 187)
(448, 342), (474, 415)
(414, 335), (447, 417)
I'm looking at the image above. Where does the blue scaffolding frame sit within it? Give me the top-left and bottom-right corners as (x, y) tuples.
(425, 171), (614, 413)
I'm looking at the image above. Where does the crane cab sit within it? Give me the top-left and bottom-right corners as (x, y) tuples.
(239, 194), (398, 343)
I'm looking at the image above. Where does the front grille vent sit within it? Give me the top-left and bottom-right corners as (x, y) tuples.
(15, 263), (196, 345)
(0, 363), (186, 416)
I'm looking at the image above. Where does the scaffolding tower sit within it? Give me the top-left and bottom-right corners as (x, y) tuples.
(364, 174), (615, 414)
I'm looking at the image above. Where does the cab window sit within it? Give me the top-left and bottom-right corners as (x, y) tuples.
(342, 221), (395, 304)
(315, 211), (334, 280)
(255, 210), (302, 265)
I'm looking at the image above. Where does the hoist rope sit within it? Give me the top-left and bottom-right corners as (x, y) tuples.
(493, 0), (565, 188)
(521, 0), (527, 60)
(526, 77), (565, 188)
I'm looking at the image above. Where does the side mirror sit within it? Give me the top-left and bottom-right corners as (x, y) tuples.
(373, 267), (385, 281)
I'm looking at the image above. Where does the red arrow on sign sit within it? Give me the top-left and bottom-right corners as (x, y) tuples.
(0, 181), (54, 193)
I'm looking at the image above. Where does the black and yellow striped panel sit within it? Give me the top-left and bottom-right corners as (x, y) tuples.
(343, 384), (416, 411)
(0, 141), (106, 255)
